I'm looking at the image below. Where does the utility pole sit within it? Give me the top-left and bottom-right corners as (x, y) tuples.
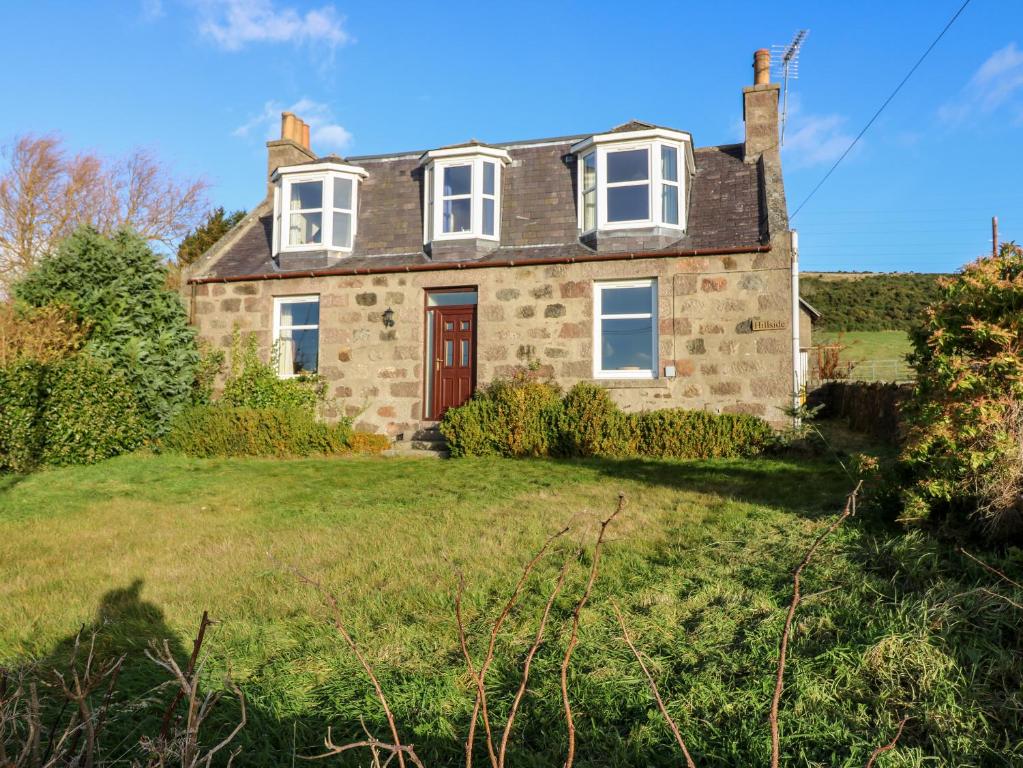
(992, 215), (999, 257)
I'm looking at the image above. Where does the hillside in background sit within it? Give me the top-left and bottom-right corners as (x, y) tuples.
(802, 272), (947, 332)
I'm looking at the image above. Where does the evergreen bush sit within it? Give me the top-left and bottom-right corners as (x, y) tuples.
(559, 382), (634, 457)
(220, 330), (324, 414)
(0, 360), (47, 472)
(14, 228), (198, 436)
(0, 355), (143, 471)
(441, 373), (562, 458)
(900, 243), (1023, 537)
(39, 356), (145, 466)
(163, 406), (354, 458)
(442, 374), (774, 460)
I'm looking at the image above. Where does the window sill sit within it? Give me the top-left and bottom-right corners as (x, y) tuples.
(592, 378), (667, 389)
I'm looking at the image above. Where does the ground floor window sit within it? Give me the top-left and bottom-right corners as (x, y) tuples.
(273, 295), (319, 376)
(593, 279), (658, 378)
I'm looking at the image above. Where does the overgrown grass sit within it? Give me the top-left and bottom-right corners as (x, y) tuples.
(1, 447), (1020, 766)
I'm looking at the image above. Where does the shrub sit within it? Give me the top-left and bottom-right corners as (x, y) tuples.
(191, 338), (225, 406)
(0, 360), (46, 472)
(220, 330), (324, 414)
(347, 432), (390, 455)
(0, 356), (144, 470)
(559, 382), (634, 457)
(900, 244), (1023, 537)
(163, 406), (353, 458)
(40, 356), (145, 466)
(443, 375), (774, 460)
(14, 228), (198, 436)
(0, 302), (88, 366)
(441, 372), (562, 458)
(632, 409), (775, 459)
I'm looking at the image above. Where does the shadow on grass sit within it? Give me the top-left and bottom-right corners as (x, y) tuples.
(584, 455), (852, 519)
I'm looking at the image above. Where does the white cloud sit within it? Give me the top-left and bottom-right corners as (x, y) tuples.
(782, 109), (855, 169)
(939, 42), (1023, 123)
(141, 0), (164, 20)
(234, 98), (353, 153)
(196, 0), (350, 51)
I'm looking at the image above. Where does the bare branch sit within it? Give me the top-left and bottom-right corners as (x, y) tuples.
(562, 493), (625, 768)
(864, 717), (908, 768)
(770, 481), (862, 768)
(497, 558), (571, 768)
(959, 548), (1023, 591)
(611, 600), (696, 768)
(461, 525), (569, 768)
(290, 567), (409, 768)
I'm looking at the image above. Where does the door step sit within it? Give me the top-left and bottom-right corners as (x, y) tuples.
(386, 422), (449, 458)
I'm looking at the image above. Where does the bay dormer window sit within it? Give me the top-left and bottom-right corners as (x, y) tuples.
(420, 145), (511, 244)
(271, 160), (368, 255)
(571, 127), (693, 235)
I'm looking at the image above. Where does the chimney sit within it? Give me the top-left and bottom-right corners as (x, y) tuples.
(743, 49), (780, 163)
(266, 111), (316, 193)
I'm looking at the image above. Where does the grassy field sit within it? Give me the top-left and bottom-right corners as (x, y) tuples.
(818, 330), (914, 363)
(1, 449), (1021, 766)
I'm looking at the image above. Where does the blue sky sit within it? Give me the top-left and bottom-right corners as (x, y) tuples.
(2, 0), (1020, 273)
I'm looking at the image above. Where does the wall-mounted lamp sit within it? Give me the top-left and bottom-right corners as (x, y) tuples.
(382, 307), (395, 328)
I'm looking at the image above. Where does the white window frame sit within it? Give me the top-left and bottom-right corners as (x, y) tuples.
(573, 129), (691, 234)
(440, 162), (474, 235)
(592, 279), (659, 380)
(272, 295), (320, 378)
(271, 162), (367, 256)
(581, 151), (597, 232)
(660, 145), (681, 226)
(603, 143), (653, 227)
(419, 146), (510, 244)
(427, 157), (503, 242)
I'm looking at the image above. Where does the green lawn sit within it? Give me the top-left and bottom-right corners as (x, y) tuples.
(818, 330), (913, 363)
(1, 449), (1020, 766)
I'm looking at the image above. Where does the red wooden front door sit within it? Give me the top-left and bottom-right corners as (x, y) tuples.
(433, 305), (476, 418)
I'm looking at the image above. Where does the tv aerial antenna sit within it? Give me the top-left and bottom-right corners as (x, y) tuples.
(772, 29), (808, 145)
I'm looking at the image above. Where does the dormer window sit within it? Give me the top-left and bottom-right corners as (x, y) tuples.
(271, 160), (367, 255)
(420, 145), (511, 244)
(572, 127), (693, 234)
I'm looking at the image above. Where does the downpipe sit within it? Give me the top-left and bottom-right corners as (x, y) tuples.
(790, 230), (801, 429)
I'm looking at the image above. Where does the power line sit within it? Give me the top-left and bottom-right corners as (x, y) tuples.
(790, 0), (974, 219)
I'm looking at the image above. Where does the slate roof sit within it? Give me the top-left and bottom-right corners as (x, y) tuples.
(198, 132), (766, 281)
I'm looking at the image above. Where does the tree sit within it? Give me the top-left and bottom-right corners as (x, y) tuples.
(176, 206), (245, 268)
(0, 134), (208, 293)
(900, 242), (1023, 537)
(166, 206), (245, 289)
(15, 227), (199, 436)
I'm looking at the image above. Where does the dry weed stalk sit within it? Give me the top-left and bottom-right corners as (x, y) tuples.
(610, 600), (696, 768)
(291, 568), (421, 768)
(864, 717), (908, 768)
(143, 612), (246, 768)
(0, 629), (124, 768)
(458, 525), (569, 768)
(562, 493), (625, 768)
(769, 481), (862, 768)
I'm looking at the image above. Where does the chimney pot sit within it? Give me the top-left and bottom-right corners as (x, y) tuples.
(302, 122), (310, 150)
(753, 48), (771, 86)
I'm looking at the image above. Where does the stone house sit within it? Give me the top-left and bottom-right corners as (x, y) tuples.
(185, 49), (814, 436)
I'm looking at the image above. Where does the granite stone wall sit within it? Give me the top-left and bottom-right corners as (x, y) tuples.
(188, 248), (795, 435)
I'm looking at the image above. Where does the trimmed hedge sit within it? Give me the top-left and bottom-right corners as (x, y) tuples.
(39, 357), (145, 466)
(440, 377), (563, 457)
(442, 378), (774, 459)
(0, 355), (143, 472)
(632, 408), (774, 459)
(0, 361), (46, 473)
(163, 406), (358, 458)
